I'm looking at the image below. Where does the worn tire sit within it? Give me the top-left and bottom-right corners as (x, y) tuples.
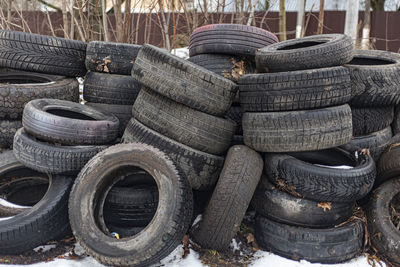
(0, 120), (22, 148)
(86, 41), (141, 75)
(366, 178), (400, 265)
(256, 34), (353, 72)
(189, 24), (278, 57)
(255, 215), (364, 264)
(0, 30), (86, 77)
(265, 148), (376, 202)
(0, 71), (79, 119)
(131, 44), (237, 116)
(69, 143), (193, 267)
(377, 145), (400, 186)
(122, 118), (224, 190)
(83, 71), (141, 105)
(133, 87), (236, 155)
(13, 128), (106, 175)
(351, 106), (394, 136)
(243, 104), (353, 152)
(252, 176), (354, 228)
(225, 105), (243, 135)
(191, 145), (263, 251)
(346, 50), (400, 107)
(392, 106), (400, 135)
(239, 66), (351, 112)
(22, 99), (119, 145)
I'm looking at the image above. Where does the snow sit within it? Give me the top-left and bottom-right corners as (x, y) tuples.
(171, 47), (189, 59)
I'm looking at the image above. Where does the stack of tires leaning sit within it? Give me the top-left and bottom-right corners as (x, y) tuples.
(0, 29), (86, 148)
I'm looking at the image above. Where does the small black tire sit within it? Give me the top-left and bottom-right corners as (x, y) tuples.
(191, 145), (263, 251)
(239, 66), (351, 112)
(255, 34), (353, 72)
(133, 87), (236, 155)
(69, 143), (193, 267)
(242, 104), (353, 152)
(85, 41), (141, 75)
(351, 106), (394, 136)
(255, 215), (364, 264)
(131, 44), (238, 116)
(22, 99), (119, 145)
(264, 148), (376, 203)
(83, 71), (141, 105)
(0, 120), (22, 148)
(13, 128), (107, 175)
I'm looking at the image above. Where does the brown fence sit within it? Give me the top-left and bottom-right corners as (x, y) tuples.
(5, 10), (400, 52)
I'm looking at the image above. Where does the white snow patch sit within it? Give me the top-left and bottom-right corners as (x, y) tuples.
(314, 164), (353, 169)
(33, 245), (56, 253)
(229, 238), (241, 252)
(192, 214), (202, 226)
(0, 198), (30, 209)
(172, 47), (189, 59)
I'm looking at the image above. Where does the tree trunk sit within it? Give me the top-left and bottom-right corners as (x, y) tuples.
(317, 0), (324, 34)
(344, 0), (359, 45)
(62, 0), (69, 37)
(362, 0), (371, 49)
(247, 0), (259, 25)
(279, 0), (286, 41)
(102, 0), (109, 41)
(114, 0), (123, 42)
(158, 1), (171, 51)
(7, 0), (12, 27)
(122, 0), (131, 43)
(296, 0), (305, 38)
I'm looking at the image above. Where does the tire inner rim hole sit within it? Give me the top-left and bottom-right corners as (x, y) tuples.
(348, 57), (396, 66)
(46, 108), (97, 121)
(390, 193), (400, 228)
(94, 165), (159, 239)
(277, 41), (326, 50)
(0, 76), (52, 84)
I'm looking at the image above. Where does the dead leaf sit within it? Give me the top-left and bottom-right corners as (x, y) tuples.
(246, 233), (255, 244)
(182, 234), (190, 259)
(223, 70), (231, 79)
(317, 202), (332, 212)
(104, 58), (112, 65)
(361, 148), (371, 156)
(103, 65), (110, 73)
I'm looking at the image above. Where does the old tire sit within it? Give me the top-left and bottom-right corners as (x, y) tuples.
(191, 145), (263, 251)
(225, 105), (243, 135)
(255, 34), (353, 72)
(0, 120), (22, 148)
(377, 145), (400, 186)
(69, 143), (193, 267)
(22, 99), (119, 145)
(0, 30), (86, 77)
(239, 66), (351, 111)
(131, 44), (237, 116)
(243, 104), (353, 152)
(351, 106), (394, 136)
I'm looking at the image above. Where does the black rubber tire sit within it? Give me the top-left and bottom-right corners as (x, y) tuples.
(0, 150), (72, 254)
(351, 106), (394, 136)
(83, 71), (141, 105)
(252, 176), (354, 228)
(187, 54), (255, 82)
(377, 144), (400, 186)
(243, 104), (352, 152)
(0, 30), (86, 77)
(346, 50), (400, 107)
(191, 145), (263, 251)
(347, 126), (393, 161)
(255, 34), (353, 72)
(131, 44), (238, 116)
(392, 105), (400, 135)
(103, 185), (158, 227)
(0, 119), (22, 148)
(225, 105), (243, 135)
(189, 24), (278, 57)
(85, 41), (141, 75)
(69, 143), (193, 267)
(231, 135), (244, 146)
(255, 215), (364, 264)
(106, 225), (144, 239)
(22, 99), (119, 145)
(265, 148), (376, 203)
(133, 87), (236, 155)
(0, 177), (48, 207)
(366, 178), (400, 265)
(85, 102), (131, 137)
(0, 71), (79, 119)
(13, 128), (106, 175)
(239, 66), (351, 112)
(122, 118), (224, 190)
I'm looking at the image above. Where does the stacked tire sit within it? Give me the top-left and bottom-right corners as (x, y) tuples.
(84, 42), (143, 136)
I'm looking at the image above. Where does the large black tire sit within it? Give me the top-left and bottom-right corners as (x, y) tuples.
(239, 66), (351, 112)
(133, 87), (236, 155)
(122, 119), (224, 190)
(131, 44), (237, 116)
(83, 71), (141, 105)
(264, 148), (376, 202)
(255, 34), (353, 72)
(187, 54), (255, 82)
(22, 99), (119, 145)
(243, 104), (352, 152)
(189, 24), (278, 57)
(0, 30), (86, 77)
(346, 50), (400, 107)
(13, 128), (106, 175)
(85, 41), (141, 75)
(255, 215), (364, 264)
(69, 143), (193, 267)
(0, 120), (22, 148)
(366, 178), (400, 265)
(85, 102), (131, 137)
(252, 176), (354, 228)
(377, 145), (400, 186)
(351, 106), (394, 136)
(191, 145), (263, 251)
(0, 150), (72, 254)
(0, 71), (79, 119)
